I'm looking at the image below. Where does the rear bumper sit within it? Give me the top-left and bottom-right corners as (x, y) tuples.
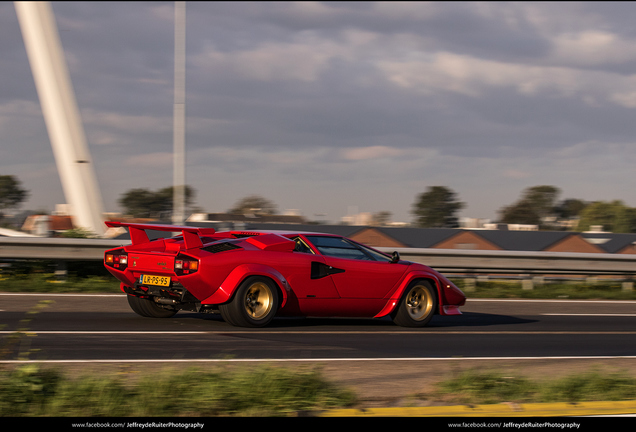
(120, 282), (199, 304)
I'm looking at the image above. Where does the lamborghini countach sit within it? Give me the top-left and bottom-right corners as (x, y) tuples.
(104, 222), (466, 327)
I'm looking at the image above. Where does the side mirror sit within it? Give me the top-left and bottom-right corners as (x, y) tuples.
(390, 251), (400, 263)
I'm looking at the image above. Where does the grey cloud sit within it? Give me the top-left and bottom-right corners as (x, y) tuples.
(5, 1), (636, 222)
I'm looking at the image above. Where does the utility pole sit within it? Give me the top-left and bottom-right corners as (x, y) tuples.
(15, 1), (106, 236)
(172, 1), (186, 224)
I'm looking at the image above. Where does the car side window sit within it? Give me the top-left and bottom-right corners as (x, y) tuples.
(305, 236), (374, 261)
(291, 236), (314, 254)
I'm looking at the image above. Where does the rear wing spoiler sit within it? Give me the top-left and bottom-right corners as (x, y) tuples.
(105, 221), (216, 249)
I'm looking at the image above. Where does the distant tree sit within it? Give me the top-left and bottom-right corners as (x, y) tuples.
(61, 227), (98, 238)
(411, 186), (464, 228)
(554, 198), (588, 219)
(118, 186), (195, 220)
(523, 185), (560, 219)
(499, 200), (541, 225)
(119, 188), (159, 218)
(577, 200), (636, 233)
(371, 211), (392, 226)
(498, 185), (560, 227)
(0, 175), (28, 212)
(229, 195), (277, 216)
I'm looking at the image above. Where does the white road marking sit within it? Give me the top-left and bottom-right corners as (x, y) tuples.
(2, 355), (636, 364)
(0, 293), (121, 297)
(543, 313), (636, 317)
(0, 331), (209, 335)
(2, 330), (636, 335)
(468, 298), (636, 304)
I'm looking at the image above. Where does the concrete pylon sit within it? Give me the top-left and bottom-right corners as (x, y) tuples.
(15, 1), (106, 236)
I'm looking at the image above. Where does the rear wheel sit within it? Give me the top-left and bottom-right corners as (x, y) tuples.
(219, 276), (279, 327)
(127, 295), (177, 318)
(391, 280), (437, 327)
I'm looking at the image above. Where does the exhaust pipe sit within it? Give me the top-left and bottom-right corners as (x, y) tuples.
(155, 297), (178, 305)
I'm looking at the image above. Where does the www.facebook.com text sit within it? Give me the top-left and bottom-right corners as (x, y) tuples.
(71, 422), (205, 429)
(448, 422), (581, 429)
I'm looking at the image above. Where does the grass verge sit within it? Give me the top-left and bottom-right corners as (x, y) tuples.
(435, 368), (636, 405)
(0, 364), (357, 417)
(453, 279), (636, 300)
(3, 365), (636, 416)
(0, 273), (119, 293)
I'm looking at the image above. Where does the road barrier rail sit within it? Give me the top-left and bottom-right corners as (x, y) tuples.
(376, 247), (636, 276)
(1, 237), (635, 282)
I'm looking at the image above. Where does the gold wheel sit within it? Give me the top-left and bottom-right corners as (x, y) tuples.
(244, 281), (274, 320)
(405, 283), (435, 321)
(219, 276), (279, 327)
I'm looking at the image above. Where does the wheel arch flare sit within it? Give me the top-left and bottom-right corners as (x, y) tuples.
(374, 271), (457, 318)
(201, 263), (289, 308)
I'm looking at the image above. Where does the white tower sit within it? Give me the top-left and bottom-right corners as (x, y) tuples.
(15, 1), (106, 236)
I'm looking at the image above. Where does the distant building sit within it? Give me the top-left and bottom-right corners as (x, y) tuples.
(459, 217), (491, 229)
(21, 214), (75, 236)
(0, 227), (36, 237)
(340, 212), (373, 226)
(187, 212), (307, 225)
(234, 222), (636, 255)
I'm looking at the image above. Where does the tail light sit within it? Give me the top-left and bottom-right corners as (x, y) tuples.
(175, 254), (199, 276)
(105, 249), (128, 270)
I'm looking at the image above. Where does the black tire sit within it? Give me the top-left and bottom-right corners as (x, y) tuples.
(219, 276), (279, 327)
(391, 280), (437, 327)
(127, 295), (177, 318)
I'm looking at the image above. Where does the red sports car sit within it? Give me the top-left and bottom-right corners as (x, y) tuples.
(104, 222), (466, 327)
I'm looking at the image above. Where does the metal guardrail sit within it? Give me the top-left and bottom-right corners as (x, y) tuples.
(377, 247), (636, 276)
(1, 237), (636, 278)
(0, 237), (125, 261)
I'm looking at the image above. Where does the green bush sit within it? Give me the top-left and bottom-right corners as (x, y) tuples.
(436, 369), (636, 405)
(0, 365), (356, 417)
(454, 279), (636, 300)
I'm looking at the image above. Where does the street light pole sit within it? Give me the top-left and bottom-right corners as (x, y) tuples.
(173, 1), (186, 224)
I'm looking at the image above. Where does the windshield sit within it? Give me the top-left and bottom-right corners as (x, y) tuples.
(304, 235), (391, 262)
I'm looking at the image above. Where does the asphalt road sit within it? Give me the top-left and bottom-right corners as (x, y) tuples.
(3, 292), (636, 410)
(1, 293), (636, 362)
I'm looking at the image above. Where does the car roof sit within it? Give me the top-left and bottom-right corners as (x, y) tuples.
(226, 230), (341, 237)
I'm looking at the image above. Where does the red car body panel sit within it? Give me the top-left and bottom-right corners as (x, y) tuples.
(104, 221), (466, 323)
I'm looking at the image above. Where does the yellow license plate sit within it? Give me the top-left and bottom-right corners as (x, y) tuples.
(141, 275), (171, 287)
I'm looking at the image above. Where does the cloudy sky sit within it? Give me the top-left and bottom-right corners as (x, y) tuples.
(3, 1), (636, 224)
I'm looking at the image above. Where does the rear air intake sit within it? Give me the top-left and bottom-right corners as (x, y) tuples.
(202, 242), (243, 254)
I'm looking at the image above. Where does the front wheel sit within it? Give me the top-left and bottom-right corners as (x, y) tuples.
(219, 276), (279, 327)
(391, 280), (437, 327)
(127, 295), (177, 318)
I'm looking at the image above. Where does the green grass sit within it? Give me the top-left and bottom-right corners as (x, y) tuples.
(0, 260), (119, 293)
(0, 273), (119, 293)
(453, 279), (636, 300)
(435, 368), (636, 405)
(3, 364), (636, 416)
(0, 364), (357, 417)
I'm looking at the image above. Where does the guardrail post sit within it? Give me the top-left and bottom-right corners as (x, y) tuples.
(55, 260), (67, 281)
(521, 277), (534, 290)
(622, 280), (634, 292)
(586, 276), (598, 285)
(463, 277), (476, 292)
